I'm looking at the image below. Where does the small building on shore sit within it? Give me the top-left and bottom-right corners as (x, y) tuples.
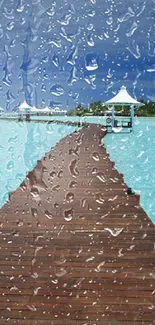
(50, 107), (67, 115)
(105, 85), (144, 133)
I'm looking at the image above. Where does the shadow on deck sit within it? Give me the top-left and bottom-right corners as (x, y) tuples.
(0, 124), (155, 324)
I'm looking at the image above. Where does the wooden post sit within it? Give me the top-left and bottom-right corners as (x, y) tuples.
(112, 105), (115, 128)
(130, 104), (134, 130)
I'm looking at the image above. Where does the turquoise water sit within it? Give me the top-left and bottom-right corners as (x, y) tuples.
(30, 115), (107, 124)
(104, 117), (155, 224)
(0, 120), (79, 207)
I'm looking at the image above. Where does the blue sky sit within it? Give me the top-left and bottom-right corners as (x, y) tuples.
(0, 0), (154, 111)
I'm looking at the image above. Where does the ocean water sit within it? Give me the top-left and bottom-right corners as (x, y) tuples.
(104, 117), (155, 224)
(30, 115), (107, 124)
(0, 120), (79, 207)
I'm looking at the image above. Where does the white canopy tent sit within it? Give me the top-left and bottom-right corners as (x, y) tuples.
(30, 106), (51, 113)
(105, 85), (144, 107)
(42, 106), (51, 113)
(18, 101), (33, 111)
(105, 85), (144, 132)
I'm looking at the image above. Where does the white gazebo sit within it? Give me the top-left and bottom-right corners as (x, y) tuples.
(105, 85), (144, 132)
(18, 101), (33, 112)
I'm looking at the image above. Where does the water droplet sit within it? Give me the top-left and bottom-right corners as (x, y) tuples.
(52, 185), (60, 192)
(50, 171), (56, 178)
(50, 84), (65, 96)
(3, 7), (14, 20)
(17, 221), (24, 227)
(7, 21), (14, 31)
(34, 247), (43, 258)
(30, 187), (40, 198)
(47, 37), (61, 48)
(69, 181), (77, 188)
(97, 172), (106, 183)
(85, 53), (98, 71)
(41, 84), (46, 92)
(69, 159), (79, 178)
(27, 305), (37, 312)
(67, 66), (78, 85)
(92, 152), (100, 161)
(80, 198), (86, 208)
(126, 21), (138, 37)
(31, 272), (39, 279)
(16, 0), (25, 12)
(66, 192), (74, 203)
(34, 287), (41, 295)
(6, 161), (14, 171)
(57, 13), (72, 26)
(126, 41), (141, 59)
(58, 170), (63, 178)
(84, 74), (96, 88)
(31, 208), (38, 217)
(20, 17), (26, 25)
(10, 286), (18, 291)
(8, 135), (18, 143)
(88, 10), (95, 17)
(67, 46), (78, 65)
(46, 123), (54, 134)
(92, 167), (97, 174)
(87, 23), (94, 31)
(46, 7), (55, 16)
(104, 228), (123, 237)
(95, 261), (105, 272)
(87, 33), (95, 47)
(45, 210), (53, 220)
(95, 193), (105, 204)
(64, 208), (74, 221)
(0, 28), (3, 38)
(56, 268), (67, 277)
(52, 54), (60, 68)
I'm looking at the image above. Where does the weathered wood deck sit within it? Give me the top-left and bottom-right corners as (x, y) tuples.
(0, 124), (155, 325)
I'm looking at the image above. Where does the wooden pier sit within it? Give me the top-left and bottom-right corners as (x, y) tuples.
(0, 116), (88, 127)
(0, 124), (155, 324)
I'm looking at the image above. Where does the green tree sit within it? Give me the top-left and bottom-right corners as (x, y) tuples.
(76, 104), (85, 116)
(89, 101), (105, 115)
(67, 101), (155, 117)
(67, 109), (77, 116)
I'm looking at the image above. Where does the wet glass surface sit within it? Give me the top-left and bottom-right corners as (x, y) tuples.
(0, 1), (155, 324)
